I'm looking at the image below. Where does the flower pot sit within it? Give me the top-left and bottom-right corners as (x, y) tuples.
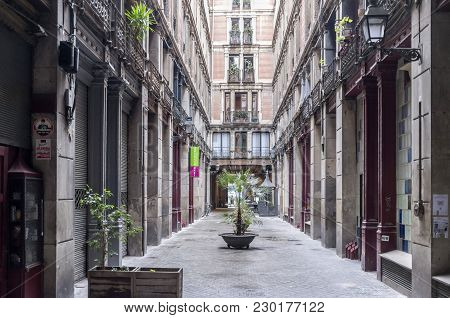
(88, 266), (183, 298)
(219, 233), (258, 249)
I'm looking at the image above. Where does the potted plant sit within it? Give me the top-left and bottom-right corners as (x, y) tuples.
(229, 63), (240, 81)
(125, 1), (157, 41)
(84, 187), (183, 298)
(334, 16), (353, 44)
(233, 110), (248, 121)
(217, 170), (267, 249)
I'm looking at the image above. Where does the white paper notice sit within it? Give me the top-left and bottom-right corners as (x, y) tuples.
(432, 194), (448, 216)
(433, 217), (448, 239)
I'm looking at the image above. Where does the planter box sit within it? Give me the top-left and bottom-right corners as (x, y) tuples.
(88, 267), (183, 298)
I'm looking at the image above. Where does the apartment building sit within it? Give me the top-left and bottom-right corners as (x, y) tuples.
(272, 0), (450, 297)
(0, 0), (211, 297)
(210, 0), (275, 208)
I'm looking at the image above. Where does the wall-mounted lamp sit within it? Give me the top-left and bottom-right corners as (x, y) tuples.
(183, 117), (193, 136)
(361, 0), (421, 62)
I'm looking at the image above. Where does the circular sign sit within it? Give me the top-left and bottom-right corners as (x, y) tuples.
(33, 117), (54, 137)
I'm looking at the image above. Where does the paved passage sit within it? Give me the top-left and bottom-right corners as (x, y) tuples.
(122, 212), (402, 298)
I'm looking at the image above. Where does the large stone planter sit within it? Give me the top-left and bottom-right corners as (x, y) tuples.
(219, 233), (257, 249)
(88, 267), (183, 298)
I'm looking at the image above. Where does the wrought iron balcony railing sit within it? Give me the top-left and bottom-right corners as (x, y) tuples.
(323, 59), (337, 96)
(162, 80), (173, 112)
(252, 147), (271, 159)
(311, 81), (321, 114)
(213, 148), (231, 158)
(228, 70), (241, 83)
(230, 31), (241, 45)
(243, 69), (255, 83)
(146, 61), (161, 97)
(224, 110), (259, 123)
(243, 31), (252, 45)
(300, 97), (312, 122)
(234, 149), (248, 159)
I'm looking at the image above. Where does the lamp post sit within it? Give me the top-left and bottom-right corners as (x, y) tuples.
(360, 0), (422, 62)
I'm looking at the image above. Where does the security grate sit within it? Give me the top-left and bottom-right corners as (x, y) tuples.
(381, 257), (412, 293)
(432, 279), (450, 298)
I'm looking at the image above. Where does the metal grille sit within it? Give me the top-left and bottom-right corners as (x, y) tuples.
(0, 26), (31, 149)
(381, 257), (412, 293)
(74, 81), (89, 282)
(121, 111), (128, 256)
(432, 279), (450, 298)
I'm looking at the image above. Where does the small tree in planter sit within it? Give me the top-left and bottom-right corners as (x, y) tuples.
(217, 170), (268, 249)
(83, 187), (183, 298)
(125, 1), (157, 41)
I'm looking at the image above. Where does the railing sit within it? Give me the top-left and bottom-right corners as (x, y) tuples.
(224, 111), (259, 123)
(229, 31), (241, 45)
(243, 69), (255, 83)
(311, 81), (321, 114)
(323, 59), (337, 96)
(228, 70), (241, 83)
(172, 98), (189, 125)
(146, 61), (161, 96)
(340, 30), (360, 79)
(252, 147), (271, 158)
(300, 97), (312, 122)
(234, 149), (248, 159)
(162, 81), (173, 111)
(213, 148), (231, 158)
(243, 31), (252, 45)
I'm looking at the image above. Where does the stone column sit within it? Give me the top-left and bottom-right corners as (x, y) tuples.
(106, 78), (124, 266)
(310, 117), (321, 240)
(161, 119), (172, 238)
(180, 141), (190, 226)
(336, 96), (357, 258)
(411, 6), (450, 297)
(288, 142), (294, 224)
(128, 89), (149, 256)
(361, 76), (379, 271)
(376, 63), (398, 278)
(321, 109), (336, 248)
(147, 110), (161, 245)
(293, 139), (303, 228)
(88, 65), (108, 269)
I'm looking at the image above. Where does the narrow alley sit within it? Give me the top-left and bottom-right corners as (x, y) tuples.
(109, 212), (403, 298)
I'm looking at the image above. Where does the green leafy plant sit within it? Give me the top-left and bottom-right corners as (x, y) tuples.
(81, 186), (142, 268)
(217, 170), (268, 235)
(125, 1), (157, 41)
(244, 59), (254, 72)
(229, 62), (240, 77)
(233, 110), (248, 120)
(319, 58), (325, 67)
(334, 16), (353, 43)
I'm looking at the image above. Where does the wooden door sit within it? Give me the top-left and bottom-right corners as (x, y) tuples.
(0, 146), (8, 296)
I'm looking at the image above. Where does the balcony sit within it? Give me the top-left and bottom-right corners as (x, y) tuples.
(234, 149), (248, 159)
(300, 97), (312, 122)
(323, 59), (337, 97)
(229, 31), (241, 45)
(172, 98), (189, 126)
(213, 148), (231, 159)
(224, 111), (259, 124)
(311, 81), (321, 114)
(243, 69), (255, 83)
(252, 147), (271, 159)
(162, 80), (173, 112)
(146, 61), (161, 97)
(243, 30), (253, 45)
(228, 68), (241, 83)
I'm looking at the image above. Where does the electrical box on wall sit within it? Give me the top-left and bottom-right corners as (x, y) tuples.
(58, 41), (79, 74)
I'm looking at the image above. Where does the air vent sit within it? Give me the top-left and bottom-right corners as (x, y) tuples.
(381, 257), (412, 296)
(432, 279), (450, 298)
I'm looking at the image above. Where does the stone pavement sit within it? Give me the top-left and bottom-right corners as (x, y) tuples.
(117, 212), (402, 298)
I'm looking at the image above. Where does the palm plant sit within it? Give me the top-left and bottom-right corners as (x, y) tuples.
(125, 1), (157, 41)
(217, 170), (268, 235)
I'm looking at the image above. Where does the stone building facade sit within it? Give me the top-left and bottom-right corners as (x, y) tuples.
(209, 0), (274, 205)
(272, 0), (450, 297)
(0, 0), (211, 297)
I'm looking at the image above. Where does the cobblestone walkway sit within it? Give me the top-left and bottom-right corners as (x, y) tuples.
(121, 212), (402, 298)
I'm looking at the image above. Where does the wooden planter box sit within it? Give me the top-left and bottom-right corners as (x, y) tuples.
(88, 267), (183, 298)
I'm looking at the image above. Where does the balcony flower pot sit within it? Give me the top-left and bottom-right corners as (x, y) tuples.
(88, 267), (183, 298)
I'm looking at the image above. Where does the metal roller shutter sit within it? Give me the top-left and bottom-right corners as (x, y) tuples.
(74, 81), (88, 282)
(121, 111), (128, 256)
(0, 26), (31, 149)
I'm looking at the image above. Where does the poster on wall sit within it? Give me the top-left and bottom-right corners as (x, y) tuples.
(33, 117), (54, 138)
(433, 216), (448, 239)
(35, 139), (51, 160)
(432, 194), (448, 216)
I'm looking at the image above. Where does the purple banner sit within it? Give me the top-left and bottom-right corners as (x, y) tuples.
(190, 166), (200, 178)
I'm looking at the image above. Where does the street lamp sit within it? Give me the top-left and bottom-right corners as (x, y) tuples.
(360, 0), (422, 62)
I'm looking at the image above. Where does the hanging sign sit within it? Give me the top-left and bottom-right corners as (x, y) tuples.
(190, 146), (200, 178)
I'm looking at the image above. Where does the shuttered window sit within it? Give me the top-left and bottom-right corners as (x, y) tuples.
(74, 81), (89, 282)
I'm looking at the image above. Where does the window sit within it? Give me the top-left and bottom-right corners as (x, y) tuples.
(232, 0), (240, 10)
(235, 132), (247, 158)
(243, 0), (251, 10)
(243, 18), (253, 45)
(243, 55), (255, 82)
(224, 92), (231, 122)
(228, 55), (240, 82)
(251, 92), (258, 122)
(252, 132), (270, 158)
(230, 18), (241, 45)
(213, 132), (230, 158)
